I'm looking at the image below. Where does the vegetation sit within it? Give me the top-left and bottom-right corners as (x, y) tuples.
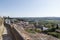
(27, 20), (60, 39)
(35, 28), (42, 33)
(43, 27), (60, 39)
(25, 28), (42, 34)
(25, 29), (36, 34)
(48, 32), (60, 38)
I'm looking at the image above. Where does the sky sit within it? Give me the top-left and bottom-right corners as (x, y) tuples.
(0, 0), (60, 17)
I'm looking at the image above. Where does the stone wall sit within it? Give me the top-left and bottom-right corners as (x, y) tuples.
(0, 17), (4, 37)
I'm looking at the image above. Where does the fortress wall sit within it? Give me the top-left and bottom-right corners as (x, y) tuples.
(0, 17), (4, 37)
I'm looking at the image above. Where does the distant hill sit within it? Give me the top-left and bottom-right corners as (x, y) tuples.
(4, 17), (60, 22)
(17, 17), (60, 22)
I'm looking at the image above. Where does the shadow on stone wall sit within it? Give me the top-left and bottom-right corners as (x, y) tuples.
(12, 27), (24, 40)
(2, 23), (15, 40)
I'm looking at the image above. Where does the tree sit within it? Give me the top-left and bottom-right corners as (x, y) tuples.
(56, 24), (59, 29)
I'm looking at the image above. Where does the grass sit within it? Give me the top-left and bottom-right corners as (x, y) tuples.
(25, 28), (42, 34)
(25, 29), (36, 34)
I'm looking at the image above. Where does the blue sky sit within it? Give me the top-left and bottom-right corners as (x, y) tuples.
(0, 0), (60, 17)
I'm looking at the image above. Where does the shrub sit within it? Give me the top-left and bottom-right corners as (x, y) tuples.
(25, 29), (36, 34)
(35, 28), (42, 33)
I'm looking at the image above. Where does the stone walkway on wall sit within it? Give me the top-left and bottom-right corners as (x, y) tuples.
(0, 25), (14, 40)
(2, 26), (13, 40)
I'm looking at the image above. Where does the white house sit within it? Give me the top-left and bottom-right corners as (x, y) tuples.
(5, 19), (11, 24)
